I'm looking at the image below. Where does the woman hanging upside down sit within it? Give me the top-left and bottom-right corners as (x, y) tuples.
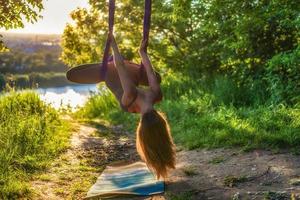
(67, 34), (176, 179)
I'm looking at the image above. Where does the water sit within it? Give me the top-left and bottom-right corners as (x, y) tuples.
(37, 84), (98, 110)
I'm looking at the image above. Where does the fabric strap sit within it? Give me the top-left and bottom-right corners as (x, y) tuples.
(140, 0), (152, 73)
(142, 0), (152, 53)
(100, 0), (115, 80)
(101, 0), (152, 78)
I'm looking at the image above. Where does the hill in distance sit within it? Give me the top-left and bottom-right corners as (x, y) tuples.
(0, 32), (61, 50)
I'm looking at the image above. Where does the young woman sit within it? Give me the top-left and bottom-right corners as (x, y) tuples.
(67, 34), (176, 179)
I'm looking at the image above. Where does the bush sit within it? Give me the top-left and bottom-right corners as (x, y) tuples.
(266, 46), (300, 104)
(77, 74), (300, 151)
(0, 91), (70, 199)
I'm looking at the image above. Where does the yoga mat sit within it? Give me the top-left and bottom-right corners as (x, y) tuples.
(86, 162), (164, 199)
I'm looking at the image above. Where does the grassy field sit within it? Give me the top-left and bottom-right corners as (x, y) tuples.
(0, 91), (71, 199)
(76, 73), (300, 152)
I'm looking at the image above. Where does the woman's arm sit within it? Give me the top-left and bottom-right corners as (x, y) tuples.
(110, 35), (137, 105)
(139, 40), (162, 98)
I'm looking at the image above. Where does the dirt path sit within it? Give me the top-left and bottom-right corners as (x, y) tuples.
(31, 120), (300, 200)
(167, 149), (300, 200)
(31, 120), (139, 200)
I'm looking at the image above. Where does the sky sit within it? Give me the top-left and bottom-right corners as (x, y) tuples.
(2, 0), (89, 34)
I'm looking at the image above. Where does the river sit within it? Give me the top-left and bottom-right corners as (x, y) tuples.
(37, 84), (98, 110)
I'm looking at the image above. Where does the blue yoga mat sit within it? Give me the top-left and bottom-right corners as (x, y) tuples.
(86, 162), (164, 199)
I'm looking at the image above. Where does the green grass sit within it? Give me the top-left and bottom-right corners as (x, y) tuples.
(209, 156), (226, 164)
(166, 101), (300, 150)
(166, 191), (194, 200)
(75, 83), (139, 131)
(182, 166), (198, 176)
(0, 90), (71, 199)
(76, 74), (300, 151)
(223, 175), (248, 187)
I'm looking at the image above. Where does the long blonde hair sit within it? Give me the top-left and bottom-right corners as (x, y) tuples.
(136, 110), (176, 179)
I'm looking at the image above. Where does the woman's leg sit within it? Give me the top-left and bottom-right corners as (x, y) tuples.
(110, 35), (137, 106)
(139, 39), (162, 101)
(66, 63), (105, 84)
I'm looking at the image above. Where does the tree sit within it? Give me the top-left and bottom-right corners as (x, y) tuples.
(0, 0), (43, 51)
(61, 0), (181, 70)
(61, 0), (300, 104)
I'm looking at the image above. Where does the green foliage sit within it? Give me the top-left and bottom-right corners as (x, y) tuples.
(75, 84), (139, 131)
(0, 33), (69, 90)
(0, 42), (67, 74)
(61, 8), (106, 66)
(224, 175), (248, 187)
(77, 75), (300, 151)
(182, 166), (198, 176)
(0, 0), (43, 51)
(62, 0), (300, 104)
(264, 191), (290, 200)
(266, 46), (300, 104)
(76, 84), (119, 118)
(61, 0), (174, 68)
(0, 91), (70, 199)
(0, 0), (43, 29)
(156, 76), (300, 150)
(166, 191), (194, 200)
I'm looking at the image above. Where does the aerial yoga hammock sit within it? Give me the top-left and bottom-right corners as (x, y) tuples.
(66, 0), (175, 179)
